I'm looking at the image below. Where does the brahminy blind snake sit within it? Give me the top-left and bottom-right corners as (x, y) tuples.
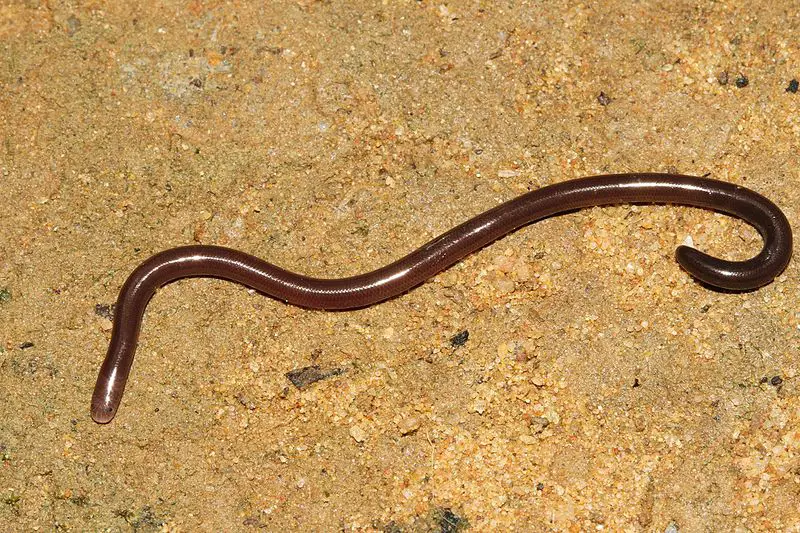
(91, 173), (793, 423)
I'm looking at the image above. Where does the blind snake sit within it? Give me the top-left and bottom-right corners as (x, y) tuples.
(91, 173), (793, 423)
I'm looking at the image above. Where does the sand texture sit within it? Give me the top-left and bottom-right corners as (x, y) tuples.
(1, 1), (799, 531)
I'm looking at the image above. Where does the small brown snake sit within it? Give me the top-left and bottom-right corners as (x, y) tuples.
(92, 173), (793, 423)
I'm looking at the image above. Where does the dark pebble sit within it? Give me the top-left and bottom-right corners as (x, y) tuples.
(435, 507), (467, 533)
(536, 482), (545, 490)
(189, 78), (203, 88)
(530, 416), (550, 434)
(0, 288), (11, 303)
(285, 365), (345, 389)
(381, 521), (403, 533)
(735, 75), (749, 88)
(242, 516), (265, 527)
(632, 378), (640, 388)
(786, 79), (799, 93)
(770, 375), (783, 387)
(760, 376), (769, 384)
(235, 392), (256, 410)
(94, 303), (115, 320)
(450, 330), (469, 347)
(66, 15), (81, 36)
(597, 92), (611, 106)
(19, 342), (34, 350)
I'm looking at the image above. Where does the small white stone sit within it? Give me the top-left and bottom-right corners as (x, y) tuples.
(349, 425), (367, 443)
(498, 169), (520, 178)
(398, 416), (421, 435)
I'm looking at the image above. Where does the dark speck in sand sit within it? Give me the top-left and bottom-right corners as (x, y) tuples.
(381, 521), (403, 533)
(94, 303), (115, 320)
(65, 15), (81, 36)
(786, 79), (799, 93)
(450, 330), (469, 347)
(286, 365), (345, 389)
(114, 505), (165, 529)
(735, 74), (749, 88)
(435, 507), (468, 533)
(242, 516), (267, 528)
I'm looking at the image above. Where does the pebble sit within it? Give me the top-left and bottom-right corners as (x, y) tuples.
(497, 169), (520, 178)
(94, 303), (114, 320)
(349, 425), (367, 443)
(497, 343), (511, 358)
(450, 330), (469, 347)
(471, 399), (487, 415)
(529, 416), (550, 434)
(398, 417), (421, 436)
(65, 15), (81, 36)
(493, 254), (515, 273)
(285, 365), (345, 389)
(493, 278), (515, 294)
(515, 261), (531, 281)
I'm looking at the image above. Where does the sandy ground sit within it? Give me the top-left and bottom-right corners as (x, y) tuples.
(1, 1), (799, 531)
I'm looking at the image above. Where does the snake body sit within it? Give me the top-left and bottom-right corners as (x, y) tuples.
(91, 174), (793, 423)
